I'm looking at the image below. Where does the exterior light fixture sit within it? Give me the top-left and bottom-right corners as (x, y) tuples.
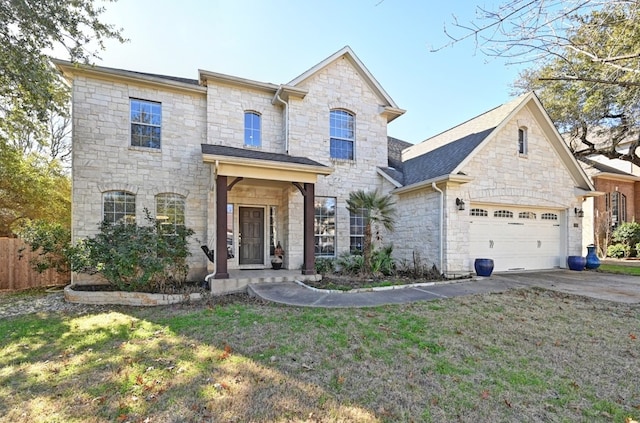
(456, 198), (465, 211)
(574, 207), (584, 218)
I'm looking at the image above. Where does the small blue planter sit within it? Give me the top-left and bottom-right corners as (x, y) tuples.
(567, 255), (586, 271)
(585, 245), (600, 270)
(474, 258), (494, 277)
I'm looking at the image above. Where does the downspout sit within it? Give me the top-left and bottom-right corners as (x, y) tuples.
(432, 182), (444, 274)
(273, 87), (289, 154)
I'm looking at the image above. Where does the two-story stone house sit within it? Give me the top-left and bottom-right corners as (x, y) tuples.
(55, 46), (596, 293)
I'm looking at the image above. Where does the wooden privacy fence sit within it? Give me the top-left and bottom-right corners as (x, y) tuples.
(0, 237), (70, 291)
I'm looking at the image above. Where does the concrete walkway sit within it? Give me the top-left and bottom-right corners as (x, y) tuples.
(247, 270), (640, 308)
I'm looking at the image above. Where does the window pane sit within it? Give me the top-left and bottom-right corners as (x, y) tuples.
(315, 197), (336, 256)
(156, 193), (185, 234)
(130, 99), (161, 149)
(103, 191), (135, 224)
(244, 112), (261, 147)
(330, 110), (355, 159)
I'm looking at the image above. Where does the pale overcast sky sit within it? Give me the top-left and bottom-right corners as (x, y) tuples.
(90, 0), (523, 143)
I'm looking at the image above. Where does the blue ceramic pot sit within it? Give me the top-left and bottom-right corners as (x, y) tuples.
(474, 258), (494, 277)
(567, 255), (586, 271)
(585, 245), (600, 270)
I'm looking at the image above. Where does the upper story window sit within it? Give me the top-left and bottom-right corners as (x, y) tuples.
(518, 127), (528, 155)
(130, 99), (161, 149)
(155, 193), (186, 234)
(244, 111), (261, 147)
(103, 191), (135, 224)
(330, 109), (355, 160)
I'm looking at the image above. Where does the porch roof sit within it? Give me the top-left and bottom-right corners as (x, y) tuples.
(201, 144), (333, 183)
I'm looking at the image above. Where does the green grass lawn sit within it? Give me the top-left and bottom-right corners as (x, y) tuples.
(1, 289), (639, 422)
(599, 263), (640, 276)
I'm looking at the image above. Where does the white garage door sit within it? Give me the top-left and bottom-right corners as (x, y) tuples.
(469, 205), (563, 272)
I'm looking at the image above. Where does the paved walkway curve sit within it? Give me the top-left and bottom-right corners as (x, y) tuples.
(248, 270), (640, 308)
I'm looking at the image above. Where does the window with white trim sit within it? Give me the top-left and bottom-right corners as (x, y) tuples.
(541, 213), (558, 220)
(350, 208), (367, 254)
(103, 191), (136, 224)
(244, 111), (261, 147)
(130, 99), (161, 148)
(494, 210), (514, 218)
(330, 109), (355, 160)
(315, 197), (336, 256)
(611, 191), (627, 227)
(518, 127), (527, 155)
(155, 193), (186, 234)
(470, 208), (488, 217)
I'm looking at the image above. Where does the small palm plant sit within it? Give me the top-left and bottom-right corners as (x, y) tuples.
(346, 190), (396, 275)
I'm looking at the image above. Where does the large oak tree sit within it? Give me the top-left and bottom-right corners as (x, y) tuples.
(438, 1), (640, 164)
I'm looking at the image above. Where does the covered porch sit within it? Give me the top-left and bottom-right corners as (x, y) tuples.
(202, 145), (332, 285)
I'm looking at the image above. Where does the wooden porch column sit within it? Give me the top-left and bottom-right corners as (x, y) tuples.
(215, 175), (229, 279)
(302, 182), (316, 275)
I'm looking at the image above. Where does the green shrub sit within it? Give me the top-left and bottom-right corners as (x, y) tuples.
(336, 252), (364, 274)
(370, 245), (395, 276)
(17, 220), (72, 273)
(612, 222), (640, 256)
(607, 243), (630, 259)
(315, 257), (335, 275)
(73, 210), (195, 292)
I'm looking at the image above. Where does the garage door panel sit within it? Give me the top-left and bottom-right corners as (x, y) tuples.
(470, 206), (563, 272)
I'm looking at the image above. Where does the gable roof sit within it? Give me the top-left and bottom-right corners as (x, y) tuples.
(393, 92), (594, 193)
(287, 46), (405, 121)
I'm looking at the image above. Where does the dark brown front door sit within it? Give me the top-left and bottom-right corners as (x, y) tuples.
(239, 207), (264, 265)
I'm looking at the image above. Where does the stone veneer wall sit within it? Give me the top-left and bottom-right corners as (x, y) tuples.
(287, 57), (391, 258)
(70, 76), (210, 283)
(451, 106), (583, 271)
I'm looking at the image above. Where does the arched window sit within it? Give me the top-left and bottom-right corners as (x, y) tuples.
(494, 210), (514, 218)
(330, 109), (355, 160)
(155, 193), (186, 234)
(518, 127), (528, 155)
(244, 111), (261, 147)
(103, 191), (136, 224)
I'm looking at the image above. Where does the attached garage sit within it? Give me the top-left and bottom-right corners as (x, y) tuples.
(469, 204), (565, 271)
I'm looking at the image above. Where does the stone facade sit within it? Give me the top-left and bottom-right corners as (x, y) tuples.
(60, 50), (593, 287)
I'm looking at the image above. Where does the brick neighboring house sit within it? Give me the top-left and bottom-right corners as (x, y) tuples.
(579, 157), (640, 255)
(55, 47), (596, 293)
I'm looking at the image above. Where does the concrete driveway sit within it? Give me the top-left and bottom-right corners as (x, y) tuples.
(249, 269), (640, 307)
(490, 270), (640, 304)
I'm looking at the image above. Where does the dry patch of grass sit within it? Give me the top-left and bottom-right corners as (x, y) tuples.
(1, 288), (639, 422)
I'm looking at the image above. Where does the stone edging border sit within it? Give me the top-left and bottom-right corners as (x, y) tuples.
(64, 285), (202, 306)
(293, 276), (478, 294)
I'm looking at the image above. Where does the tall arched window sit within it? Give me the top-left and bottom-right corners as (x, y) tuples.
(330, 109), (355, 160)
(518, 127), (528, 155)
(244, 111), (261, 147)
(103, 191), (136, 224)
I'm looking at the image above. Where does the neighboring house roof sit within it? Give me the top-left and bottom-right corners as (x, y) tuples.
(578, 157), (640, 181)
(287, 46), (406, 122)
(201, 144), (329, 168)
(393, 92), (595, 193)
